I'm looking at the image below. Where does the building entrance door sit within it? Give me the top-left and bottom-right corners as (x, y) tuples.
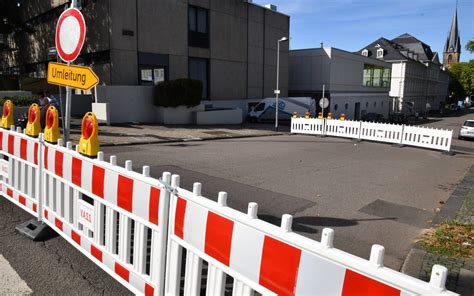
(354, 102), (361, 120)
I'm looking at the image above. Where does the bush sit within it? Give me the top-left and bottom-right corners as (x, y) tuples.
(154, 79), (202, 108)
(0, 95), (38, 107)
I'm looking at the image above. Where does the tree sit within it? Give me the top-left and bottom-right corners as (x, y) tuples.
(466, 40), (474, 54)
(448, 61), (474, 100)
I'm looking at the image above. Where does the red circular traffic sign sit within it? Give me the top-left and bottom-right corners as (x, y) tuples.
(55, 8), (86, 63)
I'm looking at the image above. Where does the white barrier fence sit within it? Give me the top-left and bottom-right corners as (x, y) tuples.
(291, 117), (453, 152)
(0, 127), (458, 295)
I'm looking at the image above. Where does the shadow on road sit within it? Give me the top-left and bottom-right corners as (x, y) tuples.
(259, 214), (397, 234)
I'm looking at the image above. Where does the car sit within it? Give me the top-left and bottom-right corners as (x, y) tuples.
(459, 120), (474, 140)
(362, 112), (384, 122)
(389, 112), (407, 124)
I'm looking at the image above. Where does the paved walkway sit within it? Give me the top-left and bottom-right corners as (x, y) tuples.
(402, 165), (474, 295)
(0, 255), (32, 295)
(69, 120), (284, 146)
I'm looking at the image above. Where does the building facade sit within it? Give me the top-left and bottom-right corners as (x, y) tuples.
(0, 0), (289, 105)
(289, 47), (392, 120)
(359, 34), (449, 115)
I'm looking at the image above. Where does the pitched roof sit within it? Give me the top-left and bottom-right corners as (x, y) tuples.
(357, 37), (409, 61)
(392, 33), (435, 61)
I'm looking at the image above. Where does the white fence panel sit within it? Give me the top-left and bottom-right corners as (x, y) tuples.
(402, 125), (453, 152)
(165, 178), (456, 296)
(291, 118), (324, 135)
(360, 121), (404, 144)
(325, 120), (361, 139)
(0, 127), (40, 218)
(41, 141), (171, 296)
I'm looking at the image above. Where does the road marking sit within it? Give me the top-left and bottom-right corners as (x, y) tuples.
(0, 254), (32, 295)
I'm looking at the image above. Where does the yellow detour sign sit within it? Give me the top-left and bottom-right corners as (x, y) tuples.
(79, 112), (99, 157)
(1, 100), (14, 129)
(44, 106), (60, 144)
(47, 62), (99, 90)
(25, 103), (41, 137)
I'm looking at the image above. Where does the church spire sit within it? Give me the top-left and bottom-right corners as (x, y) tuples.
(443, 5), (461, 68)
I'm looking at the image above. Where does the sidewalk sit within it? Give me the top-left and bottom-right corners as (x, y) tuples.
(69, 119), (286, 146)
(401, 165), (474, 295)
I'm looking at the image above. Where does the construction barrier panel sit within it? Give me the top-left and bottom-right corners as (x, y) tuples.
(0, 125), (459, 295)
(291, 118), (453, 152)
(0, 126), (41, 218)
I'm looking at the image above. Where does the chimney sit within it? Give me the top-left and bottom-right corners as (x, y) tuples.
(320, 42), (324, 48)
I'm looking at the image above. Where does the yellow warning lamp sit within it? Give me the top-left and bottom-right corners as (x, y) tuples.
(327, 113), (332, 120)
(292, 112), (298, 118)
(318, 112), (322, 119)
(340, 113), (346, 121)
(78, 112), (99, 157)
(25, 103), (41, 137)
(44, 106), (60, 143)
(1, 100), (14, 129)
(304, 111), (310, 119)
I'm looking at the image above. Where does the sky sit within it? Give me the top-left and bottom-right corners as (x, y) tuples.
(254, 0), (474, 62)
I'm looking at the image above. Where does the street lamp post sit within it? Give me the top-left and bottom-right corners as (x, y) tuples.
(275, 37), (288, 132)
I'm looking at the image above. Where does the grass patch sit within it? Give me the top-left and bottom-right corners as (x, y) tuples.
(420, 220), (474, 257)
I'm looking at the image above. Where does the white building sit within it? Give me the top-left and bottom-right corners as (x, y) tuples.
(289, 47), (392, 120)
(359, 34), (449, 114)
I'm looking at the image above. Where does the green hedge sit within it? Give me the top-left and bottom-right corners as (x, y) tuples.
(0, 95), (38, 107)
(154, 79), (202, 108)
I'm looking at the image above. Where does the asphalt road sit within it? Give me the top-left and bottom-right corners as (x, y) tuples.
(0, 110), (472, 294)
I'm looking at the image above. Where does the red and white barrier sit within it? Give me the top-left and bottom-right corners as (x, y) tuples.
(0, 127), (459, 295)
(165, 179), (456, 296)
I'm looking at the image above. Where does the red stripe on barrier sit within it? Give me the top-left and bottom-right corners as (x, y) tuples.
(117, 175), (133, 212)
(92, 165), (105, 198)
(20, 138), (27, 160)
(72, 230), (81, 245)
(91, 245), (103, 262)
(175, 197), (187, 239)
(0, 131), (3, 150)
(54, 151), (64, 177)
(19, 195), (26, 206)
(44, 146), (48, 169)
(33, 203), (37, 213)
(205, 211), (234, 266)
(44, 209), (48, 219)
(149, 187), (160, 225)
(8, 135), (14, 155)
(34, 142), (39, 165)
(6, 188), (12, 197)
(55, 218), (63, 231)
(145, 283), (154, 296)
(72, 157), (82, 186)
(341, 269), (400, 296)
(259, 236), (302, 296)
(115, 262), (130, 282)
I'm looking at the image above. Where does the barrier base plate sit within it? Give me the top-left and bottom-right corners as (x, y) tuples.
(16, 219), (55, 241)
(442, 151), (455, 156)
(392, 143), (404, 148)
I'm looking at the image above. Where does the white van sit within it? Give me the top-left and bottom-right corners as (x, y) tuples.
(248, 97), (315, 122)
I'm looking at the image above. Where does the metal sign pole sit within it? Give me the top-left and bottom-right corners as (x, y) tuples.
(64, 0), (76, 143)
(322, 84), (325, 119)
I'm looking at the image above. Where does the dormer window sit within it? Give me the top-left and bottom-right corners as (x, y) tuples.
(362, 49), (369, 57)
(376, 48), (384, 59)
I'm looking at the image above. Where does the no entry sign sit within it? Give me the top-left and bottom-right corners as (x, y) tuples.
(55, 8), (86, 63)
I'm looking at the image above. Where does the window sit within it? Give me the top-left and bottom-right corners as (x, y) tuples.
(448, 54), (453, 64)
(377, 48), (384, 59)
(374, 102), (377, 107)
(254, 103), (265, 111)
(366, 102), (369, 108)
(140, 66), (166, 85)
(188, 6), (209, 48)
(362, 49), (368, 57)
(334, 104), (338, 111)
(363, 64), (391, 88)
(345, 103), (348, 110)
(189, 58), (209, 99)
(381, 101), (384, 107)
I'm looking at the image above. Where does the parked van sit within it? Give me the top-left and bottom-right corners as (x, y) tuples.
(248, 97), (315, 122)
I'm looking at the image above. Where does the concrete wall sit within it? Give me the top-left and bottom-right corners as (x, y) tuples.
(96, 85), (155, 123)
(195, 108), (243, 125)
(330, 93), (391, 120)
